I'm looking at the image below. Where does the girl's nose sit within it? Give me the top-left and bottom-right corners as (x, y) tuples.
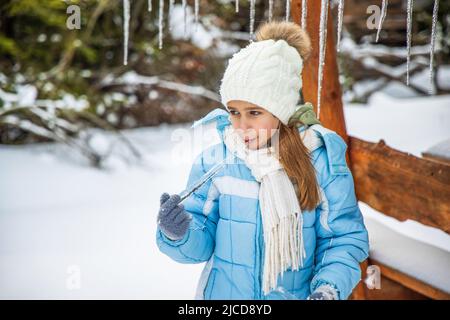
(239, 119), (251, 131)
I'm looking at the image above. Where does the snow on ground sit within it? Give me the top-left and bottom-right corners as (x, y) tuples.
(0, 124), (205, 299)
(1, 93), (449, 299)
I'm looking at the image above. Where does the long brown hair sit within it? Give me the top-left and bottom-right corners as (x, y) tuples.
(256, 20), (321, 211)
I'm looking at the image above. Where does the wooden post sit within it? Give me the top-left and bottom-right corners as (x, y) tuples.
(291, 0), (367, 299)
(291, 0), (348, 148)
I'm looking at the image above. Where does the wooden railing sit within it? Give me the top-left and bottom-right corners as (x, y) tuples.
(350, 137), (450, 234)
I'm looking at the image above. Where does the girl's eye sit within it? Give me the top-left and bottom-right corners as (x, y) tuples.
(250, 111), (261, 116)
(229, 110), (240, 116)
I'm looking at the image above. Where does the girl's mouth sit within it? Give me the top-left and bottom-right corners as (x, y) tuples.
(244, 137), (255, 144)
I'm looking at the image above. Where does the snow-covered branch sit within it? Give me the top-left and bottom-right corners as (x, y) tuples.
(100, 71), (220, 102)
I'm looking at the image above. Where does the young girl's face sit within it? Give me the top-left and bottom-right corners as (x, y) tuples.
(227, 100), (280, 150)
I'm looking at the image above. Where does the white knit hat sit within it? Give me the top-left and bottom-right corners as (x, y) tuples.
(219, 39), (304, 125)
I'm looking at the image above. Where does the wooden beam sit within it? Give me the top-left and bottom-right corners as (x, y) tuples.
(349, 136), (450, 233)
(291, 0), (348, 147)
(291, 0), (367, 299)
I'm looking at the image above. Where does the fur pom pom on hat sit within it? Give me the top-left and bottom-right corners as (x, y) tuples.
(219, 21), (312, 125)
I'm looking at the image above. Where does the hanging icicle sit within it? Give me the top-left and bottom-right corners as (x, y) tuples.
(317, 0), (329, 119)
(236, 0), (239, 13)
(269, 0), (274, 22)
(195, 0), (200, 32)
(249, 0), (256, 42)
(376, 0), (388, 43)
(301, 0), (307, 29)
(182, 0), (187, 38)
(286, 0), (291, 22)
(123, 0), (130, 65)
(158, 0), (164, 49)
(429, 0), (439, 94)
(148, 0), (152, 12)
(406, 0), (414, 85)
(169, 0), (175, 31)
(336, 0), (344, 52)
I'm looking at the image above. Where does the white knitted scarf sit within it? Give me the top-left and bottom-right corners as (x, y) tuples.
(222, 124), (323, 295)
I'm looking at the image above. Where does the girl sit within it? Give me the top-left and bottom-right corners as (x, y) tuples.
(156, 21), (369, 300)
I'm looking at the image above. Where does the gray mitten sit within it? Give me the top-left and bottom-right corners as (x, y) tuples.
(307, 284), (339, 300)
(157, 192), (192, 241)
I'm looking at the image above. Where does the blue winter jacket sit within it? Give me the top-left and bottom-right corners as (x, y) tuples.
(156, 108), (369, 300)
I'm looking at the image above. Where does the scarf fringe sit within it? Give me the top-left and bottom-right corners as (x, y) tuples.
(262, 213), (306, 295)
(260, 172), (307, 295)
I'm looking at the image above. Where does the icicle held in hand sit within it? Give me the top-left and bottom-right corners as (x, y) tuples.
(148, 0), (152, 12)
(429, 0), (439, 94)
(376, 0), (388, 43)
(336, 0), (345, 52)
(406, 0), (414, 85)
(235, 0), (239, 13)
(158, 0), (164, 49)
(317, 0), (329, 119)
(123, 0), (130, 66)
(178, 159), (227, 203)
